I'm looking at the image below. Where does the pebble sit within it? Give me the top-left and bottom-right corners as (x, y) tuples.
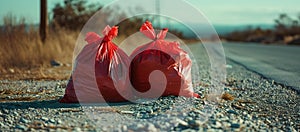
(137, 123), (144, 129)
(186, 117), (193, 122)
(20, 118), (29, 123)
(57, 119), (63, 124)
(122, 125), (128, 131)
(102, 127), (108, 131)
(50, 60), (62, 67)
(1, 60), (298, 131)
(41, 117), (48, 121)
(176, 118), (188, 126)
(231, 123), (240, 128)
(146, 123), (157, 132)
(226, 64), (233, 68)
(3, 109), (9, 114)
(49, 119), (56, 123)
(120, 111), (134, 114)
(214, 121), (222, 128)
(9, 68), (15, 73)
(265, 119), (271, 124)
(227, 110), (238, 115)
(15, 124), (27, 131)
(74, 127), (81, 132)
(0, 122), (4, 127)
(188, 120), (201, 127)
(13, 111), (19, 116)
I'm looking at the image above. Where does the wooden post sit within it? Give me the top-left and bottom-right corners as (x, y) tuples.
(40, 0), (47, 43)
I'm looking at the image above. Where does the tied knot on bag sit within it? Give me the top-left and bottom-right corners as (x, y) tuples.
(84, 25), (118, 44)
(140, 21), (168, 40)
(140, 21), (182, 56)
(102, 26), (118, 42)
(84, 25), (119, 61)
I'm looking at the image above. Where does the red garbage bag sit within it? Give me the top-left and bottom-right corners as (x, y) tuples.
(60, 26), (132, 103)
(129, 21), (200, 98)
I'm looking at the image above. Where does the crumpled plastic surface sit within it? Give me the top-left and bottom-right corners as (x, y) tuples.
(60, 26), (132, 103)
(129, 21), (200, 98)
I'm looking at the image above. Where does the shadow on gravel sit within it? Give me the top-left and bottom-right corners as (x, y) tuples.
(0, 100), (135, 110)
(0, 100), (80, 110)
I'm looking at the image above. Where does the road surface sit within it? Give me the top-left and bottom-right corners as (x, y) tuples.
(223, 42), (300, 93)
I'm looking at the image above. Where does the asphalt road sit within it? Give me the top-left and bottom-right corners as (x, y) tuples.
(222, 42), (300, 93)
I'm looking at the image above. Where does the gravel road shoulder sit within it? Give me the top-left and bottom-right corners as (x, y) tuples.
(0, 51), (299, 131)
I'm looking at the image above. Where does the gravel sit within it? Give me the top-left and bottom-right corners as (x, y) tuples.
(0, 45), (299, 131)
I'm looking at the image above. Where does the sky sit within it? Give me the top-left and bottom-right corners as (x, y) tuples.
(0, 0), (299, 25)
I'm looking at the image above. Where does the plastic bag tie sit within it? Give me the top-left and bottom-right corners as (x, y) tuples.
(140, 21), (168, 40)
(102, 25), (118, 42)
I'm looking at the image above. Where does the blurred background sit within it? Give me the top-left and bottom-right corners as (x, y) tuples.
(0, 0), (299, 77)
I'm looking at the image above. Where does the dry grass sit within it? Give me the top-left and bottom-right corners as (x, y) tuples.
(0, 15), (76, 72)
(0, 28), (76, 70)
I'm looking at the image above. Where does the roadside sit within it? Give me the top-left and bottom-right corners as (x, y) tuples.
(0, 44), (299, 131)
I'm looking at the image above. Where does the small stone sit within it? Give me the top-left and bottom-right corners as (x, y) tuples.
(231, 123), (240, 128)
(49, 119), (56, 123)
(9, 68), (15, 73)
(146, 109), (153, 114)
(142, 114), (150, 119)
(226, 65), (233, 68)
(121, 125), (127, 131)
(265, 119), (271, 124)
(140, 111), (147, 114)
(120, 111), (134, 114)
(188, 120), (201, 127)
(20, 118), (29, 123)
(224, 87), (231, 91)
(50, 60), (61, 67)
(3, 109), (9, 114)
(214, 121), (222, 128)
(57, 119), (62, 124)
(191, 109), (200, 113)
(146, 123), (157, 132)
(219, 116), (229, 121)
(13, 111), (19, 116)
(164, 122), (170, 128)
(135, 112), (141, 117)
(185, 117), (193, 121)
(74, 127), (81, 132)
(137, 123), (144, 129)
(41, 117), (48, 121)
(176, 118), (188, 126)
(102, 127), (108, 131)
(227, 110), (238, 114)
(0, 122), (4, 127)
(16, 124), (27, 131)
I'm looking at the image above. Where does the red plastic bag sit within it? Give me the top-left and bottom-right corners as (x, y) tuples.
(129, 21), (199, 98)
(60, 26), (132, 103)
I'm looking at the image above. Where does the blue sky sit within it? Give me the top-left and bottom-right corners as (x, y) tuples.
(0, 0), (299, 25)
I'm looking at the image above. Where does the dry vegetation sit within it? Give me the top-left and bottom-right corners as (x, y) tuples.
(0, 0), (189, 79)
(222, 13), (300, 45)
(0, 15), (76, 77)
